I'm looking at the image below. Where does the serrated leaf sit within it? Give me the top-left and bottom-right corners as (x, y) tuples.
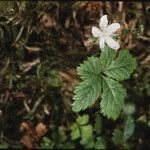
(72, 56), (102, 112)
(77, 56), (102, 80)
(72, 77), (101, 112)
(76, 114), (89, 125)
(100, 46), (116, 70)
(100, 77), (126, 120)
(72, 46), (136, 120)
(123, 116), (135, 141)
(112, 129), (123, 145)
(101, 48), (137, 81)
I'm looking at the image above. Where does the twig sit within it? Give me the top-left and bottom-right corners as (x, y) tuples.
(137, 36), (150, 42)
(23, 99), (31, 114)
(31, 95), (45, 114)
(0, 58), (10, 75)
(14, 20), (26, 44)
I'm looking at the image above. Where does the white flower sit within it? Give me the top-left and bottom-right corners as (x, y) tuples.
(92, 15), (121, 50)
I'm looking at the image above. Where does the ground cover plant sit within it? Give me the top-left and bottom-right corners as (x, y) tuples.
(0, 1), (149, 149)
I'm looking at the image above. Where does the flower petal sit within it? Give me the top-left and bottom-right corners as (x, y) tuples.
(91, 26), (102, 37)
(99, 36), (106, 50)
(107, 23), (121, 35)
(105, 36), (120, 50)
(99, 15), (108, 32)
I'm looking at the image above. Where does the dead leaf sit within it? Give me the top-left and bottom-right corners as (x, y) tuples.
(21, 59), (40, 73)
(35, 122), (47, 138)
(38, 12), (56, 28)
(12, 92), (26, 99)
(21, 122), (37, 148)
(25, 46), (41, 53)
(20, 121), (31, 132)
(22, 135), (35, 149)
(43, 104), (51, 115)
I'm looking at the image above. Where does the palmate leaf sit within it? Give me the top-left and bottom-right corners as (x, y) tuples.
(101, 47), (137, 81)
(72, 47), (136, 120)
(72, 56), (102, 112)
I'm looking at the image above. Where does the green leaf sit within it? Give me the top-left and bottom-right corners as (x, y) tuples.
(100, 77), (126, 120)
(0, 144), (9, 149)
(58, 127), (67, 142)
(101, 48), (137, 81)
(94, 113), (102, 135)
(123, 102), (136, 116)
(123, 143), (130, 150)
(77, 56), (102, 80)
(40, 137), (54, 149)
(72, 56), (102, 112)
(95, 137), (107, 149)
(80, 124), (94, 148)
(123, 116), (135, 141)
(112, 129), (123, 145)
(100, 46), (116, 70)
(72, 78), (101, 112)
(61, 142), (75, 149)
(76, 114), (89, 125)
(147, 120), (150, 127)
(70, 123), (80, 140)
(72, 46), (136, 120)
(137, 115), (147, 123)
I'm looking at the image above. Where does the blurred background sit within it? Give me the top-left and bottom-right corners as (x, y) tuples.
(0, 1), (149, 149)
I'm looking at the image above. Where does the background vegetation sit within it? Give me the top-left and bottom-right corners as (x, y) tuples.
(0, 1), (149, 149)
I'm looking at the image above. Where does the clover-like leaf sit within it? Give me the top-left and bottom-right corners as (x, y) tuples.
(71, 123), (80, 140)
(76, 114), (89, 125)
(80, 125), (94, 148)
(100, 77), (126, 120)
(101, 47), (137, 81)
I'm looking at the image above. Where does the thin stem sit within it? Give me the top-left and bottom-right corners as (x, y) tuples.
(31, 95), (45, 114)
(23, 99), (31, 114)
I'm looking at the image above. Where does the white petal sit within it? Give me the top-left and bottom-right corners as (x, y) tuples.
(107, 23), (121, 35)
(99, 15), (108, 32)
(91, 26), (102, 37)
(105, 36), (120, 50)
(99, 36), (106, 50)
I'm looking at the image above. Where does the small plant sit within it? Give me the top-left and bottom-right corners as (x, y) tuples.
(70, 114), (107, 149)
(72, 15), (137, 120)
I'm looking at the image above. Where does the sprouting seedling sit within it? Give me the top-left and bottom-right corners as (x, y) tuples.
(72, 15), (137, 120)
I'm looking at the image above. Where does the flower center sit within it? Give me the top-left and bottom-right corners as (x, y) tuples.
(102, 31), (109, 37)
